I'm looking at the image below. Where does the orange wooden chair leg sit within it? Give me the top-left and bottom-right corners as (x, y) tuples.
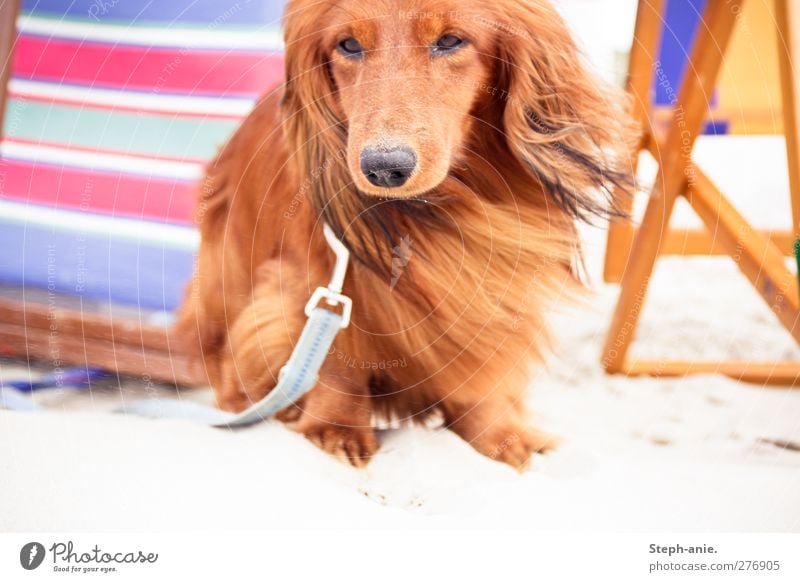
(604, 0), (665, 283)
(602, 1), (745, 373)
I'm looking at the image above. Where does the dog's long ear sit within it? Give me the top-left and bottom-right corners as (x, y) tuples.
(281, 0), (350, 215)
(495, 0), (636, 221)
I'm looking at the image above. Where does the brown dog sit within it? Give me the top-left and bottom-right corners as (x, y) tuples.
(176, 0), (634, 468)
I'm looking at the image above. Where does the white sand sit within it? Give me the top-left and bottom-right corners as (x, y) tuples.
(2, 134), (799, 532)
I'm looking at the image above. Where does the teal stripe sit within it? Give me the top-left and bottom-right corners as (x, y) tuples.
(3, 97), (238, 160)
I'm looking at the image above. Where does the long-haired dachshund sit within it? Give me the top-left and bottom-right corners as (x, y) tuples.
(177, 0), (633, 468)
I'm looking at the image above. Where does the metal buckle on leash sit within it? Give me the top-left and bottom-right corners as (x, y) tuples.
(303, 223), (352, 329)
(304, 287), (352, 329)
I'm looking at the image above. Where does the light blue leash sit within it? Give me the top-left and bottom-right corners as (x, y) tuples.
(120, 306), (343, 426)
(0, 224), (353, 428)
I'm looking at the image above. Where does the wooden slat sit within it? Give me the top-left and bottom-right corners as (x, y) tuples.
(686, 167), (800, 343)
(617, 228), (795, 258)
(604, 0), (665, 283)
(0, 298), (208, 387)
(0, 323), (203, 387)
(0, 0), (20, 135)
(776, 0), (800, 236)
(603, 1), (745, 372)
(622, 359), (800, 386)
(663, 228), (795, 255)
(0, 298), (174, 351)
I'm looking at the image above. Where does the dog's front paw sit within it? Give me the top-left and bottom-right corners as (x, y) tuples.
(447, 409), (559, 471)
(477, 425), (559, 470)
(299, 422), (379, 468)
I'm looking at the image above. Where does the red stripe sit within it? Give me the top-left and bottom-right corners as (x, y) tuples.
(13, 35), (285, 96)
(0, 158), (197, 224)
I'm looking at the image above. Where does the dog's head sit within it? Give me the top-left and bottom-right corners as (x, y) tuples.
(287, 1), (497, 198)
(282, 0), (633, 219)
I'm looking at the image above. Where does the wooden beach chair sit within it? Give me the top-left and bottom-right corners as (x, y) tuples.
(603, 0), (800, 386)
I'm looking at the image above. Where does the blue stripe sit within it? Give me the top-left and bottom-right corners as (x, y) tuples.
(22, 0), (284, 26)
(655, 0), (711, 107)
(0, 216), (195, 310)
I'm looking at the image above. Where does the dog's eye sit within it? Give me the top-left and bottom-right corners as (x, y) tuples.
(337, 37), (364, 58)
(432, 34), (464, 55)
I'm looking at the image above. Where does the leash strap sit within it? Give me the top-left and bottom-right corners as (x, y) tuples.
(117, 307), (342, 427)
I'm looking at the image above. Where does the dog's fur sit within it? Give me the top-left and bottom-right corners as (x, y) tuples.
(176, 0), (634, 468)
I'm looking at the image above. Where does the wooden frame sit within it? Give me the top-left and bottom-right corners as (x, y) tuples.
(0, 0), (20, 135)
(602, 0), (800, 387)
(0, 297), (207, 386)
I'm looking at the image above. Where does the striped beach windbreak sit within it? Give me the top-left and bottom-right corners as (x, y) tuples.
(0, 0), (285, 311)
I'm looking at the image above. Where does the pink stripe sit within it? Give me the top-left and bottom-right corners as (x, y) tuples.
(0, 159), (197, 224)
(13, 35), (284, 96)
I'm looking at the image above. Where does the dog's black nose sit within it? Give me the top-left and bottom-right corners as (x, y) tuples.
(360, 146), (417, 188)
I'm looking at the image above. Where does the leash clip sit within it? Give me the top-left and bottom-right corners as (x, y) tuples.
(303, 223), (352, 329)
(304, 287), (352, 329)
